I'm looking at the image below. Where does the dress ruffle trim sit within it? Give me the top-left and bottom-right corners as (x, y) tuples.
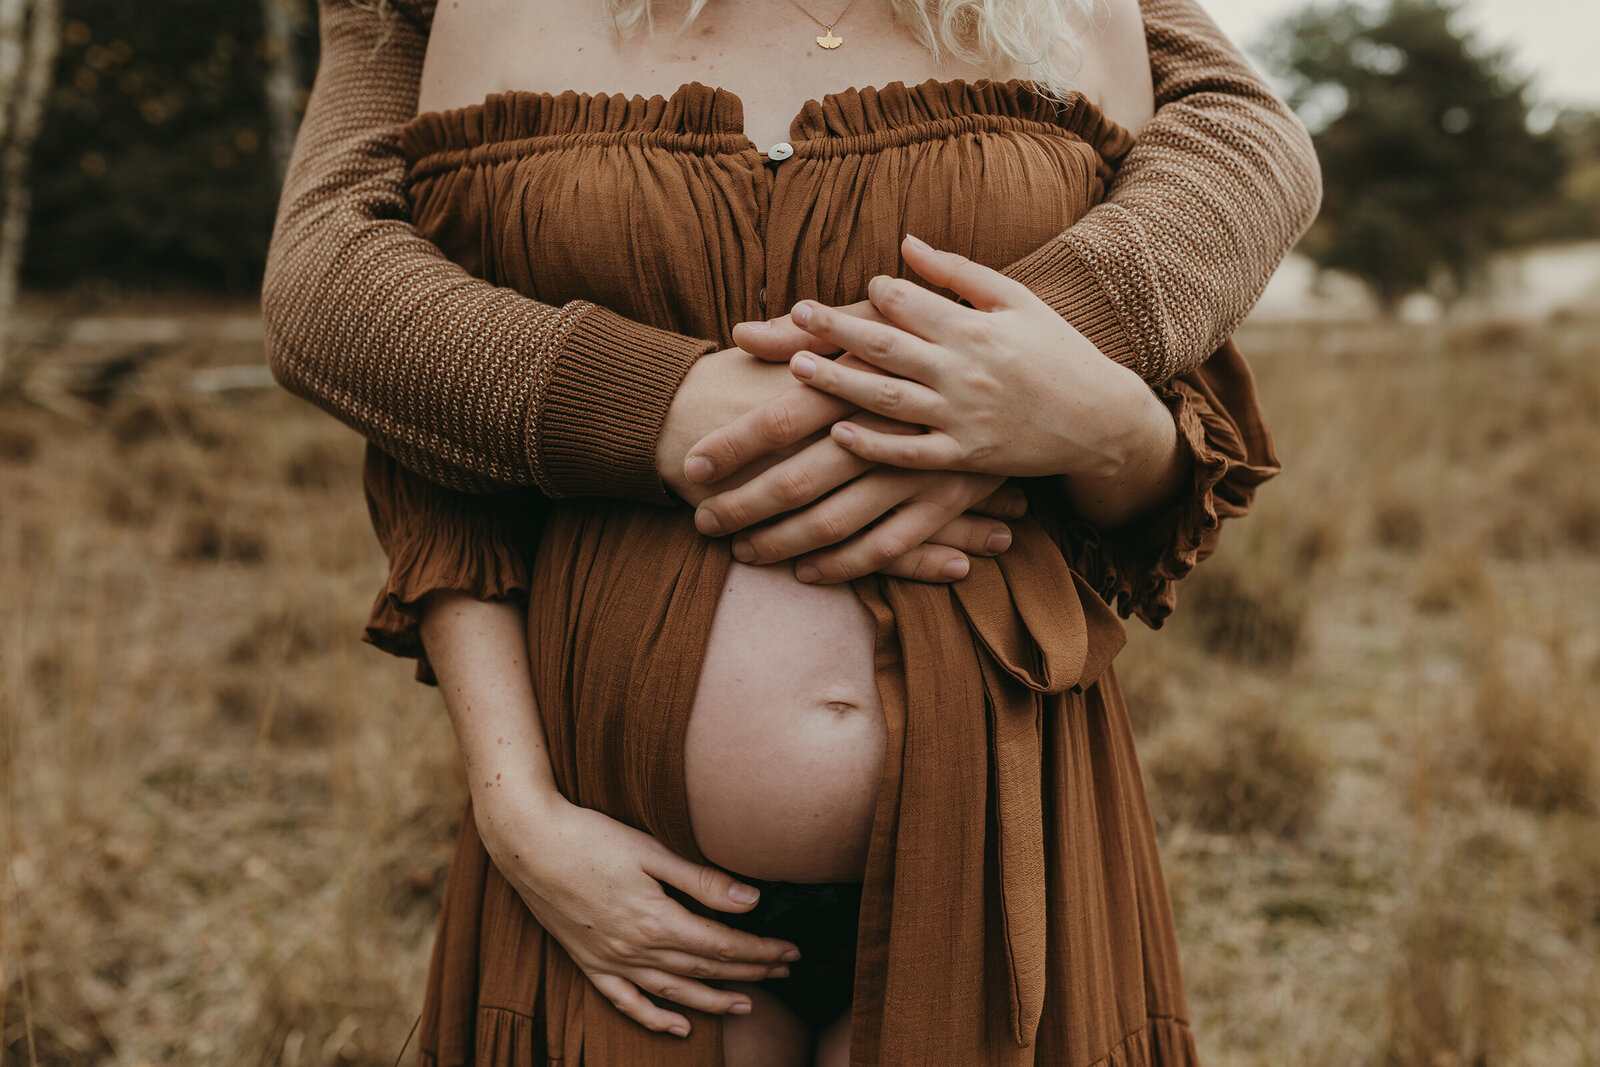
(1087, 1015), (1202, 1067)
(361, 446), (544, 685)
(793, 77), (1135, 162)
(401, 78), (1134, 174)
(1059, 374), (1266, 629)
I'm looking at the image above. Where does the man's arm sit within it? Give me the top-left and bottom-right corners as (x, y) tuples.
(262, 0), (714, 502)
(1003, 0), (1322, 381)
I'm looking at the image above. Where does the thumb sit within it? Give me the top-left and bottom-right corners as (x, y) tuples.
(900, 234), (1027, 312)
(644, 848), (763, 913)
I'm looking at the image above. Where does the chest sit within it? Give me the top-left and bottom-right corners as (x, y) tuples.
(418, 0), (1020, 149)
(402, 80), (1121, 348)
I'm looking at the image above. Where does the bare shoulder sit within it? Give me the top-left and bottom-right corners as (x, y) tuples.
(1067, 0), (1154, 136)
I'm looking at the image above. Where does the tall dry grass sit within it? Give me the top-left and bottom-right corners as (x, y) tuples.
(2, 329), (463, 1064)
(3, 309), (1599, 1064)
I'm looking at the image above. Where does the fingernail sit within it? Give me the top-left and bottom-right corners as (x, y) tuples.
(739, 319), (772, 331)
(729, 1001), (753, 1015)
(943, 558), (969, 580)
(670, 1025), (690, 1038)
(791, 302), (813, 327)
(686, 455), (714, 484)
(832, 423), (856, 446)
(904, 233), (931, 252)
(986, 530), (1012, 553)
(780, 948), (802, 962)
(768, 966), (791, 979)
(791, 353), (816, 379)
(731, 539), (755, 563)
(795, 563), (821, 583)
(729, 884), (760, 904)
(696, 509), (724, 536)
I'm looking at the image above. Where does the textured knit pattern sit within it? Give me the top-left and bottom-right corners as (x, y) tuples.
(261, 0), (1319, 498)
(261, 0), (715, 499)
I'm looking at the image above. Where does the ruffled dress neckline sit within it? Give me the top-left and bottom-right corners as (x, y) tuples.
(401, 77), (1136, 165)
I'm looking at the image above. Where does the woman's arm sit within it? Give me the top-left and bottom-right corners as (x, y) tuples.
(419, 592), (801, 1038)
(263, 0), (714, 501)
(264, 0), (1317, 498)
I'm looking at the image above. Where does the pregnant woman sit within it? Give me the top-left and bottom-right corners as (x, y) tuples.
(263, 0), (1316, 1062)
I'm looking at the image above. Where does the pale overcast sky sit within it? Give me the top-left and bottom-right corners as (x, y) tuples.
(1202, 0), (1600, 107)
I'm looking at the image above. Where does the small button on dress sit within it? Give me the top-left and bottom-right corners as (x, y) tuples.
(766, 141), (794, 160)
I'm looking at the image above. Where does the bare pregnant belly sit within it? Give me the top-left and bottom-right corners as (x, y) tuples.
(683, 561), (886, 883)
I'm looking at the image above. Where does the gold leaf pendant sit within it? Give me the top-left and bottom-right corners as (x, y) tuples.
(816, 28), (843, 48)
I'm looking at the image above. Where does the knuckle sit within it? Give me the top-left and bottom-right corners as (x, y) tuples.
(759, 403), (795, 445)
(696, 867), (725, 900)
(715, 498), (751, 530)
(688, 959), (715, 979)
(877, 278), (908, 310)
(814, 507), (855, 545)
(876, 378), (903, 411)
(872, 529), (913, 562)
(774, 464), (815, 505)
(866, 332), (897, 362)
(715, 941), (739, 962)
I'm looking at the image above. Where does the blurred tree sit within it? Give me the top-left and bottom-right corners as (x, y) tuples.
(21, 0), (313, 293)
(1267, 0), (1566, 311)
(0, 0), (62, 388)
(260, 0), (306, 182)
(1507, 108), (1600, 244)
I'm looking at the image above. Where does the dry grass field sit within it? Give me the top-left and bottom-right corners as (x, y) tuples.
(3, 305), (1599, 1065)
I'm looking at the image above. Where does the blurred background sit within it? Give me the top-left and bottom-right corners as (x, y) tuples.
(1, 0), (1597, 1063)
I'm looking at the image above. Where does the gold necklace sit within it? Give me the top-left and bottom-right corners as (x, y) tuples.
(788, 0), (856, 49)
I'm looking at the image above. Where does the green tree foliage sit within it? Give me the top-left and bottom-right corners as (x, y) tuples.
(1267, 0), (1566, 310)
(23, 0), (313, 292)
(1509, 108), (1600, 244)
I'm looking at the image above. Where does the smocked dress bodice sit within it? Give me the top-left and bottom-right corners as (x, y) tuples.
(398, 78), (1134, 348)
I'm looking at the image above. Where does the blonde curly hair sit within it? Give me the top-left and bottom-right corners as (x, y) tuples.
(605, 0), (1101, 100)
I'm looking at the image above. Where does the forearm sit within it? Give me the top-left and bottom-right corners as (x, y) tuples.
(418, 591), (565, 842)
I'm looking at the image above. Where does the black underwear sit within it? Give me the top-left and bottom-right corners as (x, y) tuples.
(663, 876), (864, 1033)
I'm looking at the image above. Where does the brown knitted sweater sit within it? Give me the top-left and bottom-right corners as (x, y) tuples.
(262, 0), (1319, 501)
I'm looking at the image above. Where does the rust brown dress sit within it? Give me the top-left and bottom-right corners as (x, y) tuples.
(362, 79), (1280, 1066)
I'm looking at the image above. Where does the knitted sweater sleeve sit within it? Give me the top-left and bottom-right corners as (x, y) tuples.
(1002, 0), (1322, 380)
(261, 0), (715, 501)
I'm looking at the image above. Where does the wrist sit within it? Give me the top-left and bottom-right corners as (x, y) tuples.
(657, 350), (737, 505)
(473, 780), (571, 859)
(1060, 382), (1185, 527)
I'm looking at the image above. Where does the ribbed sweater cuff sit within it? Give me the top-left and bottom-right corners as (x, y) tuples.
(1001, 243), (1140, 372)
(537, 306), (716, 505)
